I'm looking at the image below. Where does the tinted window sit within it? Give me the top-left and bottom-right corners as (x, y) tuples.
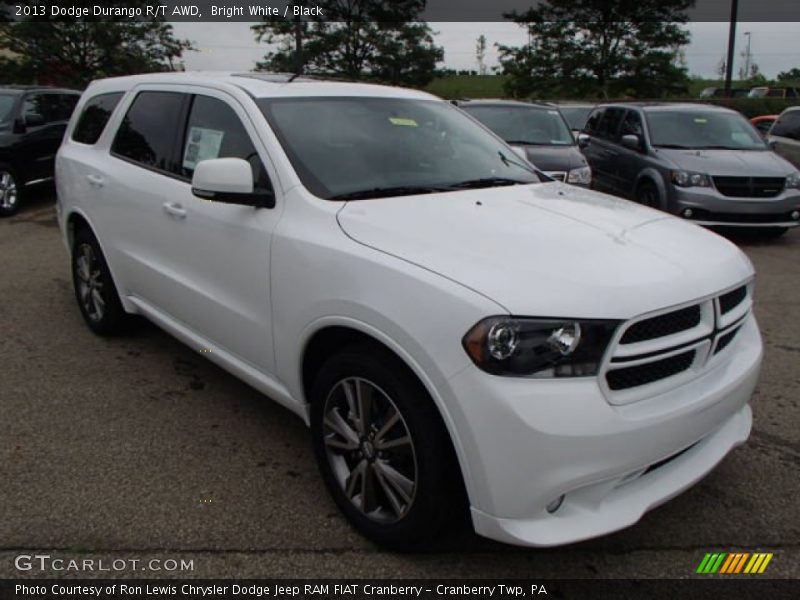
(72, 93), (123, 145)
(619, 110), (644, 138)
(771, 111), (800, 140)
(462, 104), (574, 146)
(180, 95), (271, 191)
(258, 97), (539, 200)
(53, 94), (79, 121)
(559, 106), (593, 130)
(23, 94), (49, 123)
(583, 108), (604, 134)
(0, 94), (15, 124)
(112, 92), (184, 171)
(595, 108), (625, 140)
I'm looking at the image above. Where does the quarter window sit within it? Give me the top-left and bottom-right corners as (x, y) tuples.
(179, 95), (271, 191)
(72, 92), (123, 145)
(112, 91), (185, 172)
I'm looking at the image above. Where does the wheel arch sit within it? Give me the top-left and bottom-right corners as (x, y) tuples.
(634, 168), (669, 210)
(299, 320), (475, 506)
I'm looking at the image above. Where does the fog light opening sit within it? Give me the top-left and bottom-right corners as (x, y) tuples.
(681, 208), (694, 219)
(546, 494), (565, 514)
(791, 210), (800, 221)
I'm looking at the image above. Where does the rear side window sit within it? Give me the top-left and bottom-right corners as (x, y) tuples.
(179, 95), (271, 191)
(771, 111), (800, 140)
(112, 91), (185, 172)
(72, 93), (123, 145)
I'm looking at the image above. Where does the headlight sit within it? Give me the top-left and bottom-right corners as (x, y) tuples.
(567, 165), (592, 185)
(786, 172), (800, 189)
(462, 316), (620, 377)
(671, 170), (711, 188)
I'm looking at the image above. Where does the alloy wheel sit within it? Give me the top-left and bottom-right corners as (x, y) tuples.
(0, 171), (18, 210)
(75, 243), (107, 322)
(322, 377), (418, 523)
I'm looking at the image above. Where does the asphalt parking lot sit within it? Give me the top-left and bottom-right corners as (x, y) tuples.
(1, 191), (799, 580)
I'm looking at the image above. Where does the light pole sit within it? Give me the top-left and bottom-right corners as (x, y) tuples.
(743, 31), (752, 80)
(724, 0), (738, 96)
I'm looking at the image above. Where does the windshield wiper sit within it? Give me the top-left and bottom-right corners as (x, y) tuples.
(445, 177), (529, 190)
(653, 144), (695, 149)
(329, 185), (449, 200)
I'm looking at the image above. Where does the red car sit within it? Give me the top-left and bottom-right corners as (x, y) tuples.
(751, 114), (779, 138)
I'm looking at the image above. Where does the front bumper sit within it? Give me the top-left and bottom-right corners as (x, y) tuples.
(446, 315), (762, 547)
(671, 186), (800, 228)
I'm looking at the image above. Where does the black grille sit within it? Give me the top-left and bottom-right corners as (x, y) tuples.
(712, 176), (786, 198)
(719, 286), (747, 314)
(606, 350), (695, 391)
(714, 327), (740, 354)
(620, 305), (702, 344)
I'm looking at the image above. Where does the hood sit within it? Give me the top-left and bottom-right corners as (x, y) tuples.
(656, 148), (795, 176)
(337, 183), (753, 319)
(516, 144), (587, 173)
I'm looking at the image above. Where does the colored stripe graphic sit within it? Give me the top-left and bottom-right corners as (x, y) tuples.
(699, 552), (773, 574)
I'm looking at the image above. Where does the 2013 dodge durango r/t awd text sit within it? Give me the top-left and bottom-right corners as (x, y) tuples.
(56, 73), (762, 549)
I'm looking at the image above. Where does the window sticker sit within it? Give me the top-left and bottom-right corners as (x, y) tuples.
(389, 117), (418, 127)
(693, 117), (708, 124)
(183, 126), (225, 170)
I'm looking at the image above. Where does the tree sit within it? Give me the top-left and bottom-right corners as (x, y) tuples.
(715, 56), (727, 79)
(0, 1), (194, 88)
(252, 1), (443, 87)
(777, 68), (800, 81)
(498, 0), (693, 99)
(476, 34), (487, 76)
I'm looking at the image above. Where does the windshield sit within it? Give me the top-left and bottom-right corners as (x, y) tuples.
(463, 104), (574, 146)
(646, 110), (766, 150)
(257, 97), (540, 200)
(559, 106), (594, 131)
(0, 94), (15, 125)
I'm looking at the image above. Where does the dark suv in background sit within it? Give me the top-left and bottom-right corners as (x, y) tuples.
(0, 86), (80, 216)
(455, 99), (591, 186)
(579, 102), (800, 237)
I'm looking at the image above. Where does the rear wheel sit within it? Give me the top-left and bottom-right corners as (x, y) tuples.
(71, 228), (135, 335)
(636, 181), (660, 209)
(0, 163), (21, 217)
(310, 345), (465, 549)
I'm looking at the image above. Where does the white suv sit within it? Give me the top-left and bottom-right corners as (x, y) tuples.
(56, 73), (762, 549)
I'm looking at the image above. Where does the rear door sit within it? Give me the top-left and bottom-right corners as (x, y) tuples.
(18, 92), (77, 183)
(769, 110), (800, 168)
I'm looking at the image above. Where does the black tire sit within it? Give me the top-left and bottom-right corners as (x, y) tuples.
(0, 162), (22, 217)
(636, 180), (661, 209)
(310, 344), (466, 550)
(71, 227), (135, 335)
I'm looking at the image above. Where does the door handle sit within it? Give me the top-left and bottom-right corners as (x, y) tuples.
(86, 174), (104, 188)
(163, 202), (187, 219)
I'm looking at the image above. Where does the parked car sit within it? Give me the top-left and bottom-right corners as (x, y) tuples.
(751, 114), (779, 138)
(579, 102), (800, 237)
(699, 87), (750, 99)
(767, 106), (800, 168)
(58, 73), (761, 549)
(554, 102), (596, 135)
(747, 86), (800, 99)
(0, 86), (80, 216)
(455, 99), (591, 186)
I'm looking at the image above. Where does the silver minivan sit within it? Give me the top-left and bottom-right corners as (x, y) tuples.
(580, 102), (800, 238)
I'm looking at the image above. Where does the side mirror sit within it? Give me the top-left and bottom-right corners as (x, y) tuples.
(577, 133), (590, 148)
(191, 157), (274, 209)
(621, 134), (642, 151)
(24, 113), (45, 127)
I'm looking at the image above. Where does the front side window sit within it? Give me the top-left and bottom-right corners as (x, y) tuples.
(619, 110), (644, 138)
(461, 105), (574, 146)
(0, 94), (15, 125)
(583, 108), (604, 134)
(23, 94), (48, 124)
(72, 92), (123, 145)
(595, 108), (625, 140)
(112, 91), (184, 171)
(646, 110), (766, 150)
(257, 96), (539, 200)
(179, 95), (271, 191)
(771, 111), (800, 140)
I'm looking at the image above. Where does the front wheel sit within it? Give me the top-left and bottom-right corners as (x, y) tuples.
(310, 345), (465, 549)
(636, 181), (661, 209)
(0, 164), (21, 217)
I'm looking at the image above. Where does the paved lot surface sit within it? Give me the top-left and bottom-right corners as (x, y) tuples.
(1, 192), (799, 580)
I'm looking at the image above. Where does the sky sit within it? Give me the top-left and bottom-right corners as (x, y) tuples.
(170, 22), (800, 79)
